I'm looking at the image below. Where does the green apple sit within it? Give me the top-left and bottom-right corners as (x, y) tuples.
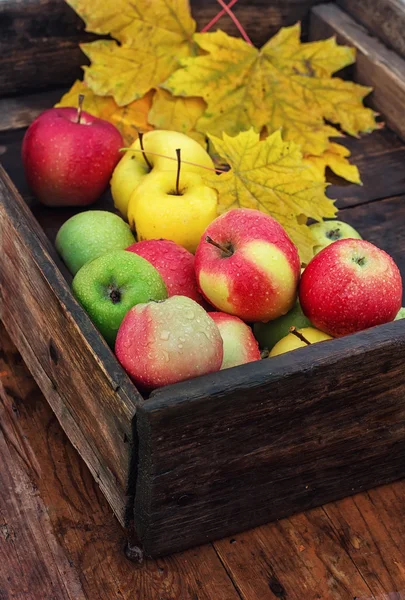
(56, 210), (135, 275)
(310, 220), (362, 256)
(395, 307), (405, 320)
(127, 170), (218, 253)
(72, 250), (167, 346)
(110, 130), (215, 219)
(253, 301), (312, 351)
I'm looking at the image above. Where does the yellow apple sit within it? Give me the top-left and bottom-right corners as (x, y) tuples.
(111, 130), (215, 219)
(127, 170), (218, 253)
(270, 327), (332, 357)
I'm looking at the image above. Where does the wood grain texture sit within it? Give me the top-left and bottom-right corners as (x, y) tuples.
(337, 0), (405, 59)
(3, 323), (405, 600)
(0, 323), (241, 600)
(214, 481), (405, 600)
(0, 88), (67, 133)
(135, 318), (405, 556)
(310, 3), (405, 142)
(0, 164), (141, 527)
(0, 0), (325, 97)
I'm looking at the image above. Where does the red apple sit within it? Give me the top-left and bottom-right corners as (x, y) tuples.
(115, 296), (223, 391)
(195, 208), (300, 322)
(22, 104), (123, 206)
(209, 312), (261, 369)
(299, 239), (403, 337)
(126, 239), (205, 305)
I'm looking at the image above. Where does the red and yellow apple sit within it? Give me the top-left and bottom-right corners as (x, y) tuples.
(115, 296), (223, 391)
(195, 209), (301, 322)
(126, 239), (204, 305)
(209, 312), (260, 369)
(22, 106), (123, 206)
(300, 239), (403, 337)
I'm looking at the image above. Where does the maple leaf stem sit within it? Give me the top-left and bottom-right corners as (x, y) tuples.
(205, 236), (233, 256)
(120, 147), (228, 173)
(76, 94), (85, 124)
(175, 148), (181, 195)
(289, 326), (311, 345)
(138, 132), (153, 171)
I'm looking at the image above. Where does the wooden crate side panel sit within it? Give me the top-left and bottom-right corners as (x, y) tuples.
(337, 0), (405, 60)
(310, 4), (405, 142)
(135, 321), (405, 556)
(0, 0), (325, 97)
(0, 166), (140, 525)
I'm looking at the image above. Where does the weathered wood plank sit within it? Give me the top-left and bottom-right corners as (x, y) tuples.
(0, 323), (242, 600)
(0, 0), (325, 97)
(328, 129), (405, 209)
(0, 88), (67, 133)
(213, 508), (374, 600)
(135, 317), (405, 556)
(0, 164), (140, 526)
(337, 0), (405, 59)
(310, 3), (405, 142)
(323, 489), (405, 598)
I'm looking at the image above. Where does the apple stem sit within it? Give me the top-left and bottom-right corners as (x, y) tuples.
(119, 147), (228, 174)
(289, 326), (311, 345)
(175, 148), (181, 195)
(138, 132), (153, 170)
(76, 94), (85, 124)
(205, 236), (233, 257)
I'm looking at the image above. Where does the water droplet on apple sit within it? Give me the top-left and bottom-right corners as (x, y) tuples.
(160, 330), (170, 341)
(185, 310), (195, 319)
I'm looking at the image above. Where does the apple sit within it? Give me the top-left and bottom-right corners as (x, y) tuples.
(111, 130), (215, 218)
(269, 327), (332, 357)
(126, 239), (204, 305)
(56, 210), (135, 275)
(127, 169), (218, 253)
(253, 300), (312, 351)
(395, 307), (405, 320)
(115, 296), (223, 390)
(72, 250), (167, 346)
(209, 312), (260, 369)
(310, 219), (362, 255)
(195, 208), (301, 322)
(300, 239), (403, 337)
(22, 99), (123, 207)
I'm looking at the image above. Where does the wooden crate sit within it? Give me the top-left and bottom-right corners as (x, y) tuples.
(1, 0), (405, 558)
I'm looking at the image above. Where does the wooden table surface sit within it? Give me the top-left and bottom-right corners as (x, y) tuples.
(1, 321), (405, 600)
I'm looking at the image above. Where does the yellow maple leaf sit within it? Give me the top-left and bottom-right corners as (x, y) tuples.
(304, 142), (361, 184)
(66, 0), (196, 105)
(56, 80), (153, 145)
(148, 89), (206, 146)
(204, 129), (337, 264)
(164, 24), (378, 156)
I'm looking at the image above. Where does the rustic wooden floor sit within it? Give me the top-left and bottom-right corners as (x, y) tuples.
(2, 324), (405, 600)
(1, 92), (405, 598)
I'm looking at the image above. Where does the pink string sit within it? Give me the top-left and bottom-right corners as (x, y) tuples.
(201, 0), (253, 46)
(201, 0), (239, 33)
